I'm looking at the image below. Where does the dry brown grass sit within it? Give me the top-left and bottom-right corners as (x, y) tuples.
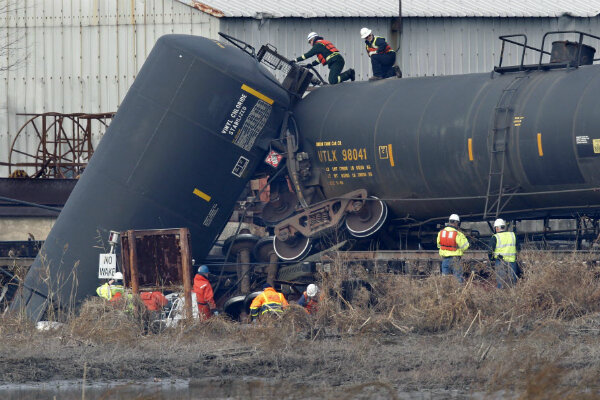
(4, 251), (600, 343)
(67, 297), (146, 344)
(309, 250), (600, 336)
(2, 251), (600, 394)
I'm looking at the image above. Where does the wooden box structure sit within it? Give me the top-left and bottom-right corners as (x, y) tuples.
(120, 228), (193, 316)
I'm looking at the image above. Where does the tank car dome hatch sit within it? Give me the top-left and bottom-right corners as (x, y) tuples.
(550, 41), (596, 66)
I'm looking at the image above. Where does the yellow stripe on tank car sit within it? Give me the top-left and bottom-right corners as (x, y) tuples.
(537, 133), (544, 156)
(468, 138), (473, 161)
(388, 144), (395, 167)
(193, 188), (211, 202)
(241, 84), (274, 105)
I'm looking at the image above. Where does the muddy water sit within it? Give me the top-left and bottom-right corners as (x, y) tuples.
(0, 379), (512, 399)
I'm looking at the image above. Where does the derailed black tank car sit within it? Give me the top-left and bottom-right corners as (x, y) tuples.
(13, 35), (290, 320)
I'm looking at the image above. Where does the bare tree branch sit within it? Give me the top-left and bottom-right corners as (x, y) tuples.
(0, 0), (28, 72)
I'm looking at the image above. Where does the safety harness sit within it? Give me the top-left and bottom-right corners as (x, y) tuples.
(365, 36), (392, 54)
(315, 40), (340, 65)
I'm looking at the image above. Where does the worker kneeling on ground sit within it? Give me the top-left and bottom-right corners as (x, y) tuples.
(297, 283), (319, 314)
(437, 214), (470, 283)
(250, 283), (289, 320)
(96, 272), (125, 300)
(293, 32), (355, 84)
(193, 265), (217, 320)
(139, 291), (169, 312)
(489, 218), (519, 288)
(360, 27), (401, 81)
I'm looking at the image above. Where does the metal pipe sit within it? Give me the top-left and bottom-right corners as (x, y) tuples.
(0, 195), (62, 212)
(266, 252), (279, 287)
(240, 248), (251, 294)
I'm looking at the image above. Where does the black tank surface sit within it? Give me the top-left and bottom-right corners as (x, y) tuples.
(13, 35), (290, 320)
(293, 65), (600, 222)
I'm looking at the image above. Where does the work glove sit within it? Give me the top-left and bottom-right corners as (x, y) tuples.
(211, 310), (219, 316)
(311, 60), (319, 67)
(498, 255), (504, 261)
(289, 59), (297, 65)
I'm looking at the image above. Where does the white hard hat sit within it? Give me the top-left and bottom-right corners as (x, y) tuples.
(360, 27), (372, 39)
(307, 32), (319, 42)
(112, 271), (123, 281)
(307, 284), (318, 298)
(449, 214), (460, 222)
(494, 218), (506, 228)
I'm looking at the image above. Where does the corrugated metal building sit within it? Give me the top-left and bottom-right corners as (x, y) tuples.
(0, 0), (221, 176)
(1, 0), (600, 176)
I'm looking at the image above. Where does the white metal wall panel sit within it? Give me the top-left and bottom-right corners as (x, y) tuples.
(400, 16), (600, 77)
(178, 0), (600, 18)
(3, 0), (600, 179)
(220, 17), (395, 82)
(0, 0), (220, 176)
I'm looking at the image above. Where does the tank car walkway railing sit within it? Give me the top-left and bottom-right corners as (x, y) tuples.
(494, 31), (600, 74)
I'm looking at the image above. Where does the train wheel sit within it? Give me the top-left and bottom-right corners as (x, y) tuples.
(223, 295), (247, 321)
(261, 191), (298, 226)
(345, 196), (388, 238)
(273, 234), (312, 261)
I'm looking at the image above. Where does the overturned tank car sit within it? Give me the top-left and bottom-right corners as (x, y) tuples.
(12, 34), (294, 320)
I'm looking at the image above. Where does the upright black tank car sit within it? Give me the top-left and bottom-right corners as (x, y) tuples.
(272, 32), (600, 259)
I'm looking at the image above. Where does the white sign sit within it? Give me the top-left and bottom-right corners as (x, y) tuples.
(98, 253), (117, 279)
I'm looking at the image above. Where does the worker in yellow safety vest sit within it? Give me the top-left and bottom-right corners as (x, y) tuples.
(437, 214), (470, 282)
(249, 283), (289, 320)
(360, 27), (402, 80)
(488, 218), (519, 288)
(96, 272), (125, 300)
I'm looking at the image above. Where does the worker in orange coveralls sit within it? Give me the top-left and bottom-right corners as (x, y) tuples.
(193, 265), (217, 320)
(250, 283), (289, 320)
(139, 291), (169, 312)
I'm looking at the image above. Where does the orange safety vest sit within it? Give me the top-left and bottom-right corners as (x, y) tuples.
(315, 39), (340, 65)
(302, 292), (319, 314)
(250, 287), (288, 316)
(439, 228), (458, 251)
(365, 36), (392, 54)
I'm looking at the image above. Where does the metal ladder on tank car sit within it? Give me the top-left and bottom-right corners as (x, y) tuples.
(483, 76), (528, 220)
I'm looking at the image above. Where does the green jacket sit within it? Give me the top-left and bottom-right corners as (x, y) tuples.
(295, 40), (341, 66)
